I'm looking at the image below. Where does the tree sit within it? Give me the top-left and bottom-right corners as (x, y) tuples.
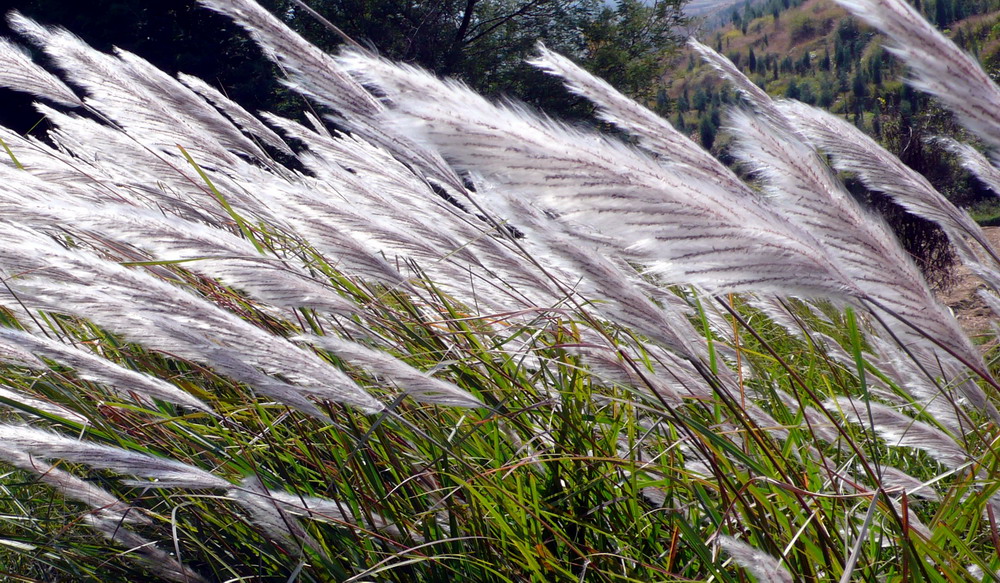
(0, 0), (286, 130)
(676, 88), (690, 112)
(692, 88), (709, 113)
(699, 112), (716, 149)
(798, 80), (815, 104)
(818, 77), (835, 107)
(275, 0), (604, 106)
(288, 0), (686, 107)
(934, 0), (952, 26)
(785, 78), (801, 100)
(578, 0), (687, 102)
(852, 69), (868, 102)
(796, 51), (811, 73)
(0, 0), (690, 126)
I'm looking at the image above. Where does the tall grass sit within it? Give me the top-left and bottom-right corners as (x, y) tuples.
(0, 0), (998, 581)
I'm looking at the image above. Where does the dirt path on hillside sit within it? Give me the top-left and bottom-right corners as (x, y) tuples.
(937, 227), (1000, 343)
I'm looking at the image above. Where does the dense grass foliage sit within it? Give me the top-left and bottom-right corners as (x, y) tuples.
(1, 0), (1000, 581)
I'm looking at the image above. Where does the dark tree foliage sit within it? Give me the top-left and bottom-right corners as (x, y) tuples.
(0, 0), (286, 131)
(275, 0), (687, 116)
(276, 0), (601, 97)
(846, 176), (957, 289)
(0, 0), (688, 129)
(581, 0), (686, 105)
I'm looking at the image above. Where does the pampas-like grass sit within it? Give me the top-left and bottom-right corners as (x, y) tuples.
(178, 73), (294, 157)
(195, 0), (466, 192)
(296, 333), (484, 408)
(7, 12), (246, 167)
(716, 536), (792, 583)
(527, 44), (742, 193)
(0, 424), (232, 489)
(0, 222), (385, 415)
(690, 39), (993, 416)
(827, 396), (970, 470)
(939, 137), (1000, 202)
(0, 0), (999, 580)
(336, 50), (863, 301)
(0, 36), (81, 108)
(0, 327), (211, 412)
(777, 99), (996, 268)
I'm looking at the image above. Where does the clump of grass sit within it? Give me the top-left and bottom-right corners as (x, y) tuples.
(0, 0), (998, 581)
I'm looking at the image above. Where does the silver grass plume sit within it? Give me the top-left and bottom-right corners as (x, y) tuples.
(834, 0), (1000, 155)
(864, 334), (968, 435)
(112, 48), (277, 164)
(19, 105), (234, 225)
(691, 40), (991, 413)
(0, 424), (232, 489)
(0, 222), (385, 414)
(727, 106), (979, 376)
(0, 35), (81, 107)
(716, 536), (793, 583)
(81, 206), (360, 314)
(546, 236), (699, 356)
(261, 113), (566, 311)
(975, 289), (1000, 330)
(252, 115), (478, 271)
(777, 99), (998, 268)
(261, 113), (483, 268)
(827, 396), (969, 470)
(178, 72), (294, 157)
(85, 515), (209, 583)
(0, 447), (145, 524)
(0, 384), (89, 425)
(7, 12), (245, 166)
(0, 327), (210, 412)
(477, 184), (703, 358)
(938, 137), (1000, 201)
(527, 44), (756, 205)
(879, 466), (940, 502)
(335, 50), (864, 300)
(0, 334), (43, 368)
(0, 122), (134, 210)
(229, 476), (417, 546)
(573, 328), (720, 404)
(296, 334), (484, 408)
(192, 0), (381, 120)
(194, 0), (466, 192)
(581, 348), (684, 404)
(228, 475), (324, 556)
(259, 191), (412, 289)
(9, 198), (360, 314)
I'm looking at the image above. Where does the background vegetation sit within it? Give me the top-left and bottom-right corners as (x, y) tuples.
(0, 0), (685, 129)
(670, 0), (1000, 284)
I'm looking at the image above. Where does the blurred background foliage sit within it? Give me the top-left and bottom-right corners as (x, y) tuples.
(0, 0), (687, 130)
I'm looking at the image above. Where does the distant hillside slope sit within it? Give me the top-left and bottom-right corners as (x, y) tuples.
(686, 0), (758, 17)
(666, 0), (1000, 194)
(662, 0), (1000, 280)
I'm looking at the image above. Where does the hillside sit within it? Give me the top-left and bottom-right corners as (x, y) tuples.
(685, 0), (760, 17)
(661, 0), (1000, 281)
(670, 0), (1000, 170)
